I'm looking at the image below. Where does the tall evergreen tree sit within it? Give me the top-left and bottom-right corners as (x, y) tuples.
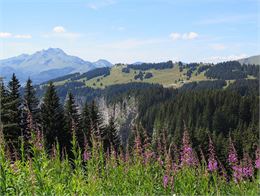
(0, 80), (8, 131)
(90, 100), (104, 140)
(81, 102), (92, 147)
(21, 78), (40, 140)
(4, 73), (21, 149)
(64, 92), (80, 147)
(40, 82), (66, 150)
(103, 116), (120, 152)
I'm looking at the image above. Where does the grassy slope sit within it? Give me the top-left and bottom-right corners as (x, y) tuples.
(72, 64), (208, 89)
(52, 63), (256, 89)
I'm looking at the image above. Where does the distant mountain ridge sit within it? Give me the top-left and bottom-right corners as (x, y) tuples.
(0, 48), (113, 84)
(237, 55), (260, 65)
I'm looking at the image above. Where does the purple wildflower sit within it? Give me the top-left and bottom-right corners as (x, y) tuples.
(228, 138), (238, 166)
(157, 137), (163, 156)
(83, 136), (90, 162)
(242, 152), (253, 178)
(218, 159), (228, 181)
(157, 156), (164, 166)
(207, 137), (218, 172)
(180, 129), (197, 167)
(232, 165), (243, 183)
(162, 129), (168, 156)
(255, 147), (260, 169)
(208, 161), (218, 172)
(35, 130), (43, 151)
(163, 175), (169, 189)
(144, 150), (154, 164)
(134, 131), (142, 156)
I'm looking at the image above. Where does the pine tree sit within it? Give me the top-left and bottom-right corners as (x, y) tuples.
(40, 82), (67, 150)
(0, 80), (9, 130)
(81, 102), (92, 147)
(103, 116), (120, 152)
(21, 78), (40, 140)
(90, 100), (104, 140)
(4, 73), (21, 150)
(64, 92), (80, 147)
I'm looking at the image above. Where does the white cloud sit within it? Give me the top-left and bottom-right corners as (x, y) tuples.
(203, 54), (248, 63)
(43, 26), (80, 40)
(0, 32), (12, 38)
(87, 0), (116, 10)
(169, 33), (181, 41)
(210, 43), (226, 51)
(0, 32), (32, 39)
(169, 32), (199, 41)
(14, 34), (32, 39)
(182, 32), (198, 40)
(53, 26), (66, 33)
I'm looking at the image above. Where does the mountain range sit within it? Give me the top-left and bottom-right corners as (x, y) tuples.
(238, 55), (260, 65)
(0, 48), (113, 84)
(1, 48), (259, 85)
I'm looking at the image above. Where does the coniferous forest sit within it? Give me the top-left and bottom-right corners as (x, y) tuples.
(0, 72), (259, 195)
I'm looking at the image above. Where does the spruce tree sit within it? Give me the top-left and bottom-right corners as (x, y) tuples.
(81, 102), (92, 147)
(4, 73), (21, 149)
(40, 82), (67, 150)
(90, 100), (104, 140)
(21, 78), (40, 140)
(0, 80), (8, 130)
(103, 116), (120, 152)
(64, 92), (80, 147)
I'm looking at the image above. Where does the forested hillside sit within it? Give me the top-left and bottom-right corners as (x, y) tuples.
(35, 60), (259, 92)
(1, 73), (259, 162)
(0, 71), (259, 195)
(137, 87), (259, 162)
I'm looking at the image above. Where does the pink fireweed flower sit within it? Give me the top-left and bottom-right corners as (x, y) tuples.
(134, 132), (142, 156)
(144, 150), (154, 164)
(172, 163), (179, 173)
(208, 160), (218, 172)
(218, 160), (228, 180)
(242, 153), (253, 178)
(180, 129), (197, 167)
(255, 147), (260, 169)
(35, 130), (43, 151)
(157, 137), (163, 156)
(157, 156), (164, 166)
(228, 138), (238, 166)
(208, 137), (218, 172)
(232, 165), (243, 183)
(83, 135), (91, 162)
(163, 175), (169, 189)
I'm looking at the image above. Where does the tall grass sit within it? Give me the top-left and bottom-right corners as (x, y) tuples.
(0, 128), (259, 195)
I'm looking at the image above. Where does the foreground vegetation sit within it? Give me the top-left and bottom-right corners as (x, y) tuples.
(0, 128), (259, 195)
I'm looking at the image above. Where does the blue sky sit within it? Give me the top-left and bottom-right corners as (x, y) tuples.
(0, 0), (259, 63)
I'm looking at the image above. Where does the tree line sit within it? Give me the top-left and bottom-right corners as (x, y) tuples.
(127, 61), (174, 71)
(136, 86), (259, 164)
(205, 61), (259, 80)
(0, 74), (120, 157)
